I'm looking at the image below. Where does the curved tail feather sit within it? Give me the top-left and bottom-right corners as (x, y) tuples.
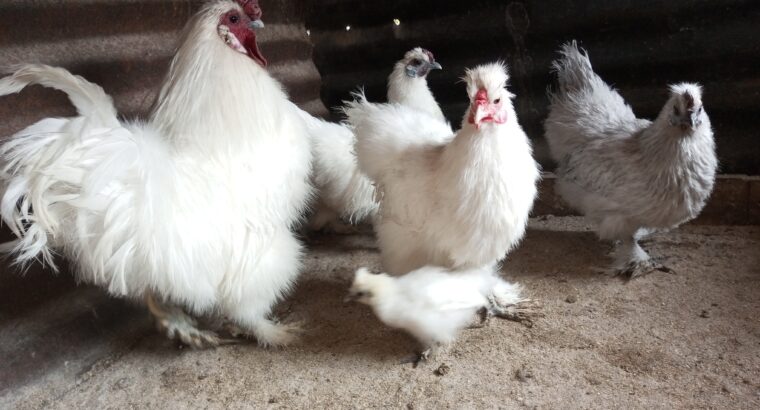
(0, 64), (119, 128)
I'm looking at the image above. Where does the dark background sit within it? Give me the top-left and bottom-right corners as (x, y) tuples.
(1, 0), (758, 174)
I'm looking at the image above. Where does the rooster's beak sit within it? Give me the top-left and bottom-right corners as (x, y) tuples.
(249, 19), (265, 29)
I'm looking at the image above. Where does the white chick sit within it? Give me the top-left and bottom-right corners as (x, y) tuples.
(544, 41), (718, 278)
(346, 265), (523, 360)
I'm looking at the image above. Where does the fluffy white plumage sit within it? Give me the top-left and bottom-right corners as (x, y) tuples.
(0, 0), (312, 346)
(544, 41), (718, 277)
(347, 265), (522, 356)
(387, 47), (446, 122)
(294, 104), (378, 231)
(344, 62), (540, 276)
(302, 47), (444, 231)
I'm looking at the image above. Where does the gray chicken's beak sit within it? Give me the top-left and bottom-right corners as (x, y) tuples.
(249, 19), (265, 29)
(430, 62), (442, 70)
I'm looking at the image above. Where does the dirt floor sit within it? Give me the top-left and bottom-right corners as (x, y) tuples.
(1, 217), (759, 409)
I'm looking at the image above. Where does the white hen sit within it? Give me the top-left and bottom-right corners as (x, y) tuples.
(387, 47), (445, 122)
(303, 47), (445, 232)
(345, 63), (540, 278)
(347, 265), (522, 359)
(0, 0), (312, 347)
(544, 41), (717, 277)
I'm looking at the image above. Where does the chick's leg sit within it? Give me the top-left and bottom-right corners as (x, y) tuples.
(146, 292), (230, 348)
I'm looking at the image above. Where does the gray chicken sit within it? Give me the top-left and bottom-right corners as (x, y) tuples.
(544, 41), (718, 278)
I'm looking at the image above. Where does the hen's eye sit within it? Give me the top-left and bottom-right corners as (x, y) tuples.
(673, 106), (680, 116)
(229, 14), (239, 24)
(493, 98), (501, 104)
(410, 58), (422, 66)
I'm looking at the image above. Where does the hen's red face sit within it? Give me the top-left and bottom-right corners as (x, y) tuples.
(218, 1), (267, 67)
(468, 89), (507, 129)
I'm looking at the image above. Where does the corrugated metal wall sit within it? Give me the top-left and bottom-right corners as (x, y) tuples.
(0, 0), (758, 174)
(0, 0), (327, 141)
(306, 0), (760, 174)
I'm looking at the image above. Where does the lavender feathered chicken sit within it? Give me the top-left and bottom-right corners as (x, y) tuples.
(544, 41), (717, 278)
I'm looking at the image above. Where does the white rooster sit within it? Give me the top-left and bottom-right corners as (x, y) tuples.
(344, 62), (540, 313)
(0, 0), (313, 347)
(302, 47), (445, 232)
(544, 41), (717, 277)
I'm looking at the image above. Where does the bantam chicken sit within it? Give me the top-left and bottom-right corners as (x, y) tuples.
(544, 41), (717, 278)
(0, 0), (313, 347)
(303, 47), (445, 232)
(387, 47), (445, 122)
(347, 265), (523, 361)
(344, 62), (540, 313)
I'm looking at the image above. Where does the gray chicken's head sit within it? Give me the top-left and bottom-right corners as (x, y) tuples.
(667, 83), (706, 132)
(399, 48), (443, 79)
(214, 0), (267, 66)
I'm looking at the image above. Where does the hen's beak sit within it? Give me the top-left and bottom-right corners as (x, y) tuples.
(249, 19), (265, 29)
(430, 61), (442, 70)
(343, 293), (359, 303)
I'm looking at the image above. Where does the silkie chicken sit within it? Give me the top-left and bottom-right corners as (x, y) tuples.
(346, 265), (523, 362)
(0, 0), (313, 347)
(544, 41), (717, 278)
(344, 62), (540, 314)
(387, 47), (445, 122)
(301, 47), (445, 232)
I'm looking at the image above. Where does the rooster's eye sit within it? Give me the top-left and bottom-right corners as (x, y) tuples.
(229, 15), (239, 24)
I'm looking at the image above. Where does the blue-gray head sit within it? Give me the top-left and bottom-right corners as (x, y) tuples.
(401, 47), (442, 79)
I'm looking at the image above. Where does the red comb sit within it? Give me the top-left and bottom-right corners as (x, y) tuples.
(236, 0), (263, 21)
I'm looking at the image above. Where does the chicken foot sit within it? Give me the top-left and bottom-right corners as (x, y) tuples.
(146, 292), (238, 348)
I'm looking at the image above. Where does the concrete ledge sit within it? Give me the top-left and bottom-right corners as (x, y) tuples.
(534, 173), (760, 225)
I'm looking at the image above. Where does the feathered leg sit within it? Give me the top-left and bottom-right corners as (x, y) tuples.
(487, 275), (542, 326)
(145, 292), (235, 348)
(224, 231), (303, 347)
(613, 237), (673, 278)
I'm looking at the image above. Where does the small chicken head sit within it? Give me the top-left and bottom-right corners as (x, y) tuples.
(465, 62), (513, 129)
(216, 0), (267, 66)
(401, 48), (442, 78)
(345, 267), (392, 305)
(667, 83), (705, 132)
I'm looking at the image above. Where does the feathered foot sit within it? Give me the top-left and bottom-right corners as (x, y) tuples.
(487, 296), (543, 327)
(146, 293), (237, 348)
(615, 258), (674, 279)
(412, 342), (445, 368)
(251, 320), (304, 347)
(465, 307), (491, 329)
(612, 239), (674, 279)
